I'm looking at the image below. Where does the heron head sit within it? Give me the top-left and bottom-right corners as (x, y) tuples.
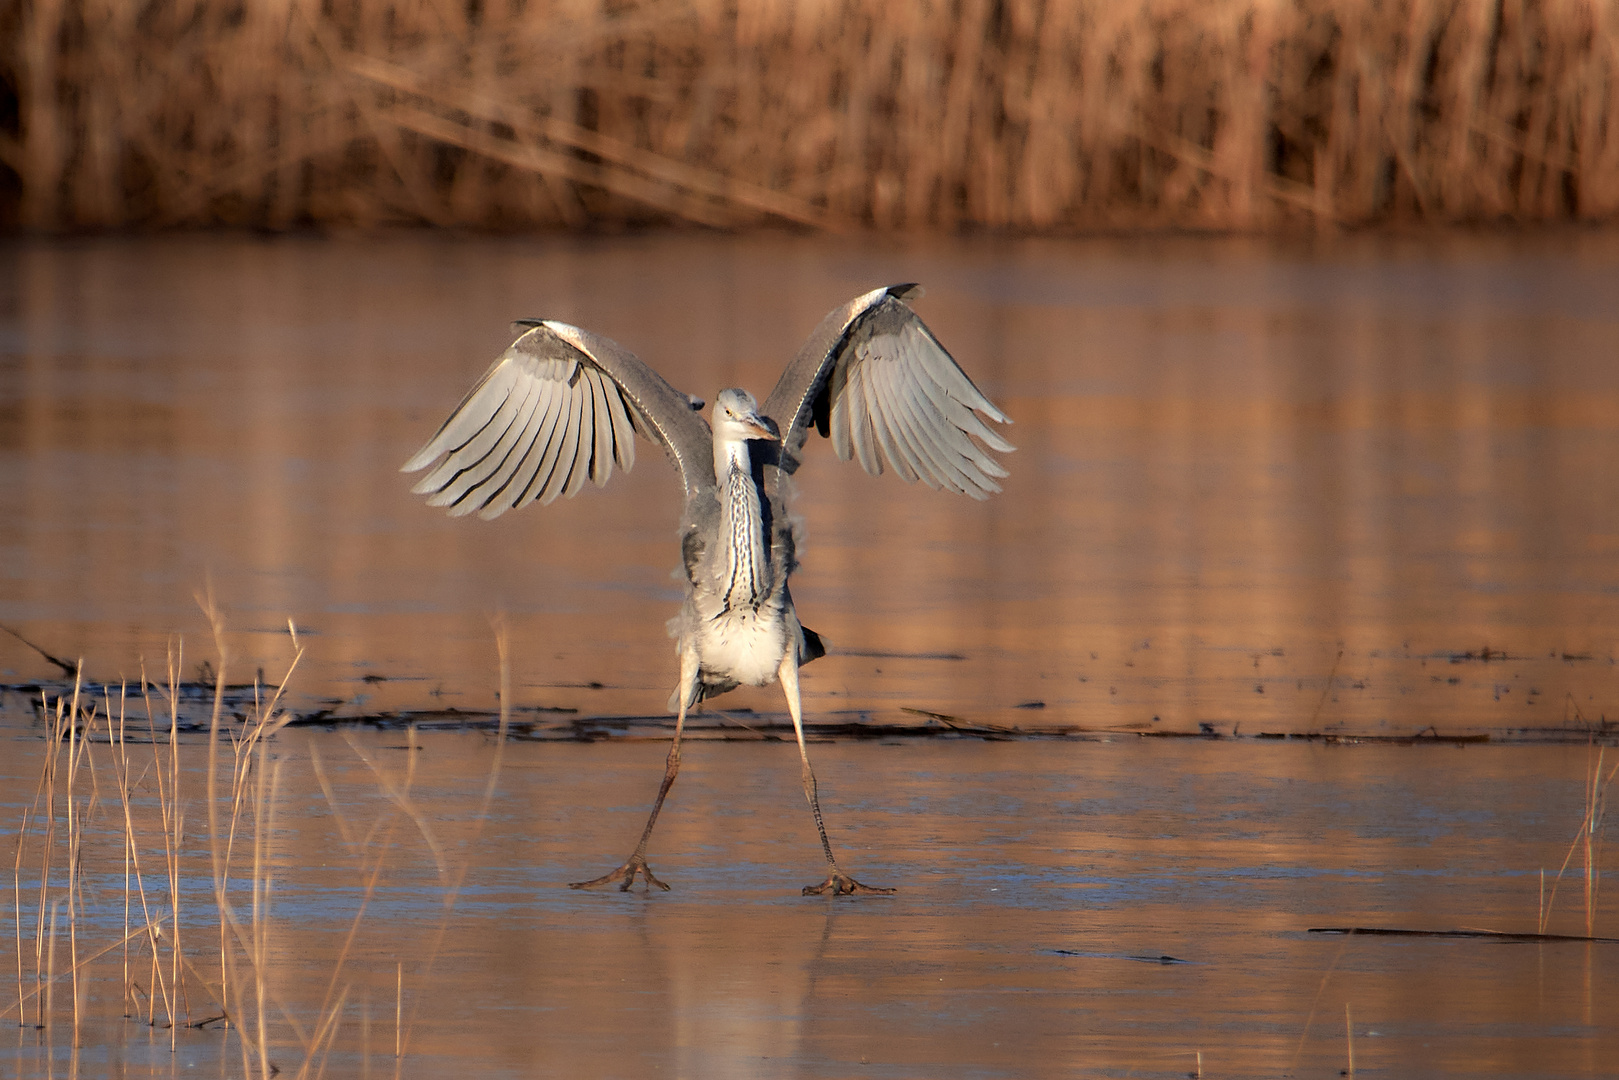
(713, 389), (779, 443)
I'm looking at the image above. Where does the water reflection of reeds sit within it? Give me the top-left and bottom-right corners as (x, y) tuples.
(5, 0), (1617, 231)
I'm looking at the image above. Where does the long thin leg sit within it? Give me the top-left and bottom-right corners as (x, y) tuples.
(570, 644), (701, 891)
(780, 648), (894, 896)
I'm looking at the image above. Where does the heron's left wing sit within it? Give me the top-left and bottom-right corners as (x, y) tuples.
(402, 321), (713, 519)
(761, 284), (1013, 499)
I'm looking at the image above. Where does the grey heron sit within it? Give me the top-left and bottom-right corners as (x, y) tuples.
(402, 284), (1012, 895)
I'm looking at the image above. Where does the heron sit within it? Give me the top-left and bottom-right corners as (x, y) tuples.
(402, 284), (1012, 895)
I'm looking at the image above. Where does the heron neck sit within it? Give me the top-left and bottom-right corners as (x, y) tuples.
(715, 433), (757, 482)
(715, 436), (752, 480)
(716, 437), (770, 611)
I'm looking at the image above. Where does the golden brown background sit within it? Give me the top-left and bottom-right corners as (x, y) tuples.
(4, 0), (1617, 232)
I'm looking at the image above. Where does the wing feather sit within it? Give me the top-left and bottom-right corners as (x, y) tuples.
(863, 356), (916, 482)
(408, 364), (523, 497)
(479, 377), (559, 517)
(403, 359), (519, 475)
(761, 285), (1012, 498)
(887, 353), (973, 495)
(868, 349), (926, 484)
(403, 321), (713, 519)
(828, 359), (853, 461)
(424, 374), (542, 513)
(560, 369), (593, 500)
(895, 329), (1006, 495)
(848, 363), (882, 476)
(604, 378), (637, 474)
(587, 369), (613, 486)
(511, 377), (571, 510)
(455, 378), (550, 514)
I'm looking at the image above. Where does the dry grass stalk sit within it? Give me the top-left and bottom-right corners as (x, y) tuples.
(389, 616), (514, 1061)
(1345, 1002), (1355, 1076)
(2, 0), (1616, 232)
(1538, 744), (1617, 935)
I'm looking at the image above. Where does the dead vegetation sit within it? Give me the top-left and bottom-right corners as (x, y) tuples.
(2, 0), (1616, 232)
(3, 604), (510, 1077)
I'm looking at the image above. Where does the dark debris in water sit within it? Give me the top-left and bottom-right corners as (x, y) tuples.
(1440, 646), (1515, 663)
(1048, 949), (1193, 964)
(1252, 728), (1494, 745)
(3, 679), (1618, 745)
(1310, 927), (1619, 944)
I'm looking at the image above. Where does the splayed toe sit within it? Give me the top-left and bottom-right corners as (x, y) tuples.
(802, 873), (894, 896)
(570, 857), (670, 892)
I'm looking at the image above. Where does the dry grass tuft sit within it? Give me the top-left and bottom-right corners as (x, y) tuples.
(2, 0), (1616, 232)
(1, 602), (505, 1075)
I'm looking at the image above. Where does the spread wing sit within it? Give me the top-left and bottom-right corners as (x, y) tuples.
(762, 284), (1013, 499)
(402, 320), (713, 519)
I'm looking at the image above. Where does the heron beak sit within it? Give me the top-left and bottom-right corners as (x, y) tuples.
(740, 413), (780, 441)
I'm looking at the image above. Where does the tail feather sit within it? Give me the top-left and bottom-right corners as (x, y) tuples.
(799, 624), (826, 666)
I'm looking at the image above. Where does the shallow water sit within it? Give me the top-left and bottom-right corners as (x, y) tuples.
(3, 231), (1619, 735)
(0, 723), (1615, 1079)
(2, 232), (1619, 1077)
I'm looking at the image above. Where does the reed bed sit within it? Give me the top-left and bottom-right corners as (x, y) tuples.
(2, 0), (1616, 233)
(2, 604), (508, 1076)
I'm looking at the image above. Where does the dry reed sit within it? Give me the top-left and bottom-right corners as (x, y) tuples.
(2, 0), (1616, 233)
(1538, 743), (1617, 936)
(0, 603), (496, 1078)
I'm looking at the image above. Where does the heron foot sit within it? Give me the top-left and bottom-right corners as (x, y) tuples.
(801, 871), (895, 896)
(569, 855), (670, 892)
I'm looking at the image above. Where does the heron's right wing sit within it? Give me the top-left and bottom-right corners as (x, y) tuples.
(402, 321), (714, 519)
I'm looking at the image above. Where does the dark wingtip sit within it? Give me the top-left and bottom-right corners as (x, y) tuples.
(511, 318), (546, 332)
(888, 283), (924, 301)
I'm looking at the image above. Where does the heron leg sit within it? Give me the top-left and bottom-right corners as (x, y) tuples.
(780, 649), (894, 897)
(569, 644), (700, 892)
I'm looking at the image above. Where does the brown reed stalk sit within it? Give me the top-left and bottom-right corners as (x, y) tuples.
(250, 744), (279, 1079)
(108, 680), (160, 1023)
(17, 676), (98, 1048)
(168, 642), (185, 1038)
(11, 792), (29, 1026)
(391, 619), (514, 1060)
(296, 764), (408, 1080)
(1583, 747), (1614, 936)
(108, 684), (130, 1018)
(200, 590), (231, 1026)
(43, 900), (58, 1036)
(305, 983), (351, 1080)
(64, 681), (84, 1048)
(1538, 745), (1619, 935)
(189, 601), (315, 1077)
(212, 618), (304, 1044)
(137, 659), (174, 1028)
(11, 685), (60, 1026)
(32, 690), (66, 1030)
(1345, 1002), (1355, 1076)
